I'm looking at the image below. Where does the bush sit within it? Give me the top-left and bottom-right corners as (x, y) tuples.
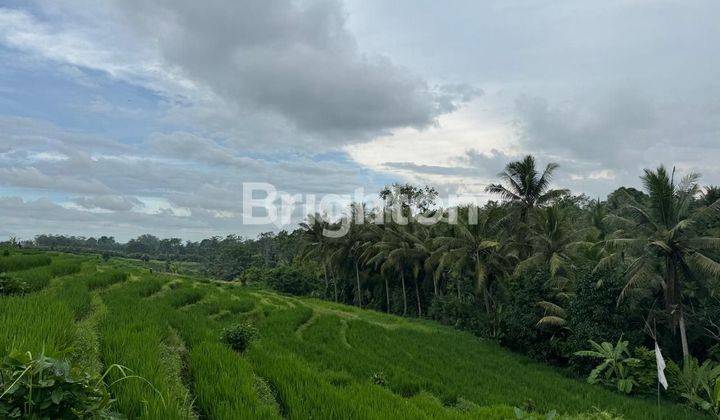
(0, 274), (27, 296)
(670, 357), (720, 416)
(429, 294), (492, 337)
(2, 250), (10, 257)
(0, 350), (117, 418)
(264, 264), (320, 296)
(221, 322), (259, 352)
(499, 269), (569, 363)
(371, 371), (387, 386)
(566, 266), (645, 372)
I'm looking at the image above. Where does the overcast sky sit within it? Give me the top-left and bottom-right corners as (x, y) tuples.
(1, 0), (719, 241)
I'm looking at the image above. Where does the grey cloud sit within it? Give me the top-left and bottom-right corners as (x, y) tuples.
(0, 166), (113, 194)
(73, 195), (143, 212)
(109, 0), (475, 140)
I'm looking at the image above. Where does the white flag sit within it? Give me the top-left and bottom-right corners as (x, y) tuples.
(655, 341), (668, 390)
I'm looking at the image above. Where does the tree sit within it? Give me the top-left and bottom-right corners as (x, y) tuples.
(432, 206), (511, 317)
(600, 166), (720, 359)
(485, 155), (568, 223)
(365, 223), (427, 316)
(299, 214), (333, 299)
(485, 155), (568, 259)
(515, 205), (593, 328)
(328, 205), (372, 308)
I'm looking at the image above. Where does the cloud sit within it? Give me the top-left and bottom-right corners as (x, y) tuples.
(0, 2), (477, 146)
(0, 166), (113, 194)
(109, 0), (477, 139)
(72, 195), (143, 212)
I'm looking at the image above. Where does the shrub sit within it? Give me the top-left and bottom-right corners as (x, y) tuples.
(0, 274), (27, 296)
(429, 294), (492, 337)
(565, 266), (645, 371)
(2, 250), (10, 257)
(499, 269), (569, 363)
(371, 371), (387, 386)
(264, 264), (320, 296)
(221, 322), (259, 352)
(0, 350), (116, 418)
(671, 357), (720, 416)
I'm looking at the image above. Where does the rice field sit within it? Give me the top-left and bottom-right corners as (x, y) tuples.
(0, 251), (703, 419)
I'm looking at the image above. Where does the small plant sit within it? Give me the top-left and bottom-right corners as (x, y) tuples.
(673, 357), (720, 416)
(371, 371), (387, 386)
(575, 338), (640, 394)
(513, 405), (556, 420)
(0, 350), (117, 418)
(0, 274), (26, 296)
(221, 322), (259, 352)
(2, 249), (10, 257)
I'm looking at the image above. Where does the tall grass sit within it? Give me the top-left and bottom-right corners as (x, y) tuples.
(189, 341), (279, 419)
(9, 258), (82, 291)
(86, 269), (129, 290)
(97, 279), (197, 419)
(0, 254), (51, 272)
(0, 292), (78, 357)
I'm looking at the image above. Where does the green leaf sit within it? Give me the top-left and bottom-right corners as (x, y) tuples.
(51, 388), (65, 404)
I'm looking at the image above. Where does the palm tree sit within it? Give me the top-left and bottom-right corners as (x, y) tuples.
(432, 206), (512, 317)
(328, 205), (371, 308)
(599, 166), (720, 359)
(485, 155), (568, 223)
(299, 213), (332, 298)
(516, 205), (593, 328)
(365, 223), (427, 316)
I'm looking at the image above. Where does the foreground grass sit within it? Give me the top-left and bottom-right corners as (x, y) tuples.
(0, 252), (703, 419)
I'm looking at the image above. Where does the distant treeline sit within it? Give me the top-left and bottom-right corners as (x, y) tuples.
(27, 230), (305, 280)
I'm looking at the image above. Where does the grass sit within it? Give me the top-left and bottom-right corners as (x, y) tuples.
(0, 254), (51, 272)
(8, 256), (83, 291)
(0, 251), (706, 419)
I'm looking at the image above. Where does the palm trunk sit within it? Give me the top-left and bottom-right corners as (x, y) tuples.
(355, 260), (362, 308)
(679, 308), (690, 360)
(414, 276), (422, 316)
(400, 270), (408, 316)
(456, 275), (461, 300)
(323, 263), (330, 299)
(482, 285), (492, 316)
(385, 276), (391, 313)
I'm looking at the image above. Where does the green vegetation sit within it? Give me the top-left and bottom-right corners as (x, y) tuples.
(0, 350), (116, 418)
(0, 252), (705, 418)
(0, 254), (51, 273)
(8, 155), (720, 417)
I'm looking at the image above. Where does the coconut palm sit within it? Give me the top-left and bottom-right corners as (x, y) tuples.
(516, 205), (593, 328)
(432, 206), (512, 316)
(485, 155), (569, 223)
(327, 205), (372, 308)
(365, 223), (427, 316)
(598, 166), (720, 359)
(299, 213), (333, 298)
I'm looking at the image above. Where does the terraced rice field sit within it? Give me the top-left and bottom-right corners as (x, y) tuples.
(0, 251), (700, 419)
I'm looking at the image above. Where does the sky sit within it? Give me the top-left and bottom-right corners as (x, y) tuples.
(0, 0), (719, 241)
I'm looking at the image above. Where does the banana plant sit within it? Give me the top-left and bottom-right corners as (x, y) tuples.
(575, 338), (640, 394)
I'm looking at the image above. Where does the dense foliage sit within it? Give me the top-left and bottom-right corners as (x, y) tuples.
(0, 350), (116, 418)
